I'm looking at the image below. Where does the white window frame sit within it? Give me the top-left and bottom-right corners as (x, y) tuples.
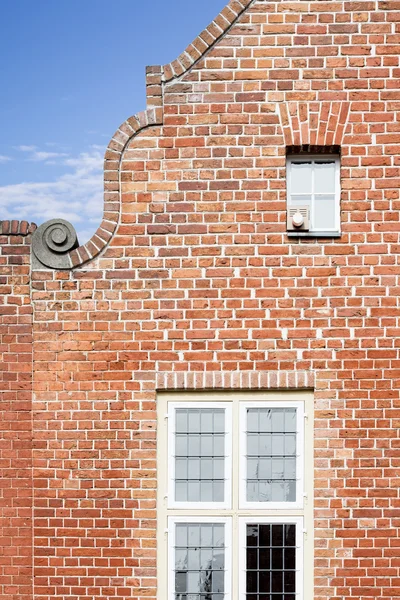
(167, 402), (233, 510)
(239, 401), (305, 510)
(168, 516), (232, 600)
(238, 515), (304, 600)
(157, 390), (314, 600)
(287, 154), (341, 234)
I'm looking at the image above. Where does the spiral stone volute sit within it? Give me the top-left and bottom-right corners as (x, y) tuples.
(32, 219), (79, 269)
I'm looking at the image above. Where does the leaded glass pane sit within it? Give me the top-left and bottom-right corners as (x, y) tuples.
(245, 523), (296, 600)
(174, 522), (226, 600)
(175, 408), (226, 503)
(246, 408), (297, 503)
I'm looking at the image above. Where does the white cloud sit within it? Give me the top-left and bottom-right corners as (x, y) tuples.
(0, 148), (104, 245)
(13, 144), (70, 163)
(28, 150), (69, 162)
(15, 145), (37, 152)
(0, 155), (11, 163)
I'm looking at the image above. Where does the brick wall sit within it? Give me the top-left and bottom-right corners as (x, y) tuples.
(0, 220), (35, 600)
(9, 0), (400, 599)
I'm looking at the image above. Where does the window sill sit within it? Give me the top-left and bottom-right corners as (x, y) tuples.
(287, 231), (341, 238)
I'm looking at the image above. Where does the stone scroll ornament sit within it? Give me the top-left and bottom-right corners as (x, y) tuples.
(32, 219), (79, 269)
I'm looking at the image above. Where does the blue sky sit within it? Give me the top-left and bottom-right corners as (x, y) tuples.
(0, 0), (227, 243)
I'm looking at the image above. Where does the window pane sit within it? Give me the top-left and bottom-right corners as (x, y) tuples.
(174, 522), (226, 600)
(175, 408), (226, 503)
(290, 193), (312, 206)
(246, 408), (297, 503)
(314, 160), (336, 194)
(245, 523), (296, 600)
(313, 194), (336, 230)
(290, 161), (312, 194)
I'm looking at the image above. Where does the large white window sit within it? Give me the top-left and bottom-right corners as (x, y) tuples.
(157, 391), (314, 600)
(287, 154), (340, 235)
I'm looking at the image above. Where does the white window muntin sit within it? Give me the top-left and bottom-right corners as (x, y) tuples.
(168, 516), (232, 600)
(238, 516), (304, 600)
(287, 154), (341, 233)
(239, 401), (305, 510)
(168, 402), (233, 509)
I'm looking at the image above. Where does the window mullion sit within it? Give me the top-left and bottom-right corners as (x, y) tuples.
(311, 159), (315, 230)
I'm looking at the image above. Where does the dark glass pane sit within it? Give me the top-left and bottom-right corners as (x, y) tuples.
(247, 570), (258, 593)
(272, 548), (283, 570)
(285, 524), (296, 547)
(272, 571), (283, 592)
(259, 524), (270, 547)
(247, 548), (258, 570)
(259, 569), (270, 593)
(284, 548), (296, 570)
(259, 548), (270, 570)
(272, 524), (283, 547)
(284, 570), (296, 592)
(245, 523), (297, 600)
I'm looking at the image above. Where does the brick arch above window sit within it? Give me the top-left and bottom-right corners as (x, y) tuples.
(278, 101), (351, 148)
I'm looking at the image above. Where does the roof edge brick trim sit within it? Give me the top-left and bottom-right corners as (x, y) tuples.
(69, 106), (163, 269)
(0, 220), (37, 236)
(161, 0), (254, 83)
(32, 0), (254, 270)
(32, 107), (163, 269)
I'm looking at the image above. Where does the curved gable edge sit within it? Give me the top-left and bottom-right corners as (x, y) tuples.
(161, 0), (253, 84)
(32, 0), (254, 270)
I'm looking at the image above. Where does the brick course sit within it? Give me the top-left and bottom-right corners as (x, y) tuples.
(2, 0), (400, 598)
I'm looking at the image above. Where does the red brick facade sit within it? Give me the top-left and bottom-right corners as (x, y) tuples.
(1, 0), (400, 598)
(0, 221), (35, 600)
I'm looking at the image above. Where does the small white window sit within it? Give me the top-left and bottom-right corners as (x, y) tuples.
(287, 154), (340, 235)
